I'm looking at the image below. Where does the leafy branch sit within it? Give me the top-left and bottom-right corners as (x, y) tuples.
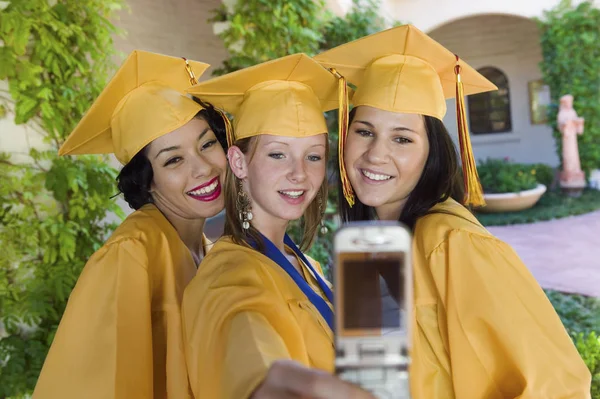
(0, 1), (126, 396)
(537, 0), (600, 174)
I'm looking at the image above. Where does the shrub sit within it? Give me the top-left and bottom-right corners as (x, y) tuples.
(545, 290), (600, 336)
(545, 290), (600, 397)
(530, 163), (556, 187)
(0, 1), (124, 395)
(574, 332), (600, 398)
(478, 158), (538, 194)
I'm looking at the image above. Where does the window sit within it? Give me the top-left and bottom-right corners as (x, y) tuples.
(467, 67), (512, 134)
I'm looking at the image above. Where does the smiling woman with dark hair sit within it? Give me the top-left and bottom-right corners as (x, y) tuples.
(316, 24), (591, 399)
(116, 99), (229, 212)
(33, 51), (228, 399)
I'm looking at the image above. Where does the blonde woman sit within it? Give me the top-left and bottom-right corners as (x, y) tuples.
(182, 54), (373, 399)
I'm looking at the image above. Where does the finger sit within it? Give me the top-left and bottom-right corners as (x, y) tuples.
(306, 376), (375, 399)
(251, 379), (301, 399)
(266, 360), (330, 393)
(267, 360), (374, 399)
(255, 388), (300, 399)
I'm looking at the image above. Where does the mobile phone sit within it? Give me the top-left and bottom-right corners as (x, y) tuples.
(333, 221), (412, 399)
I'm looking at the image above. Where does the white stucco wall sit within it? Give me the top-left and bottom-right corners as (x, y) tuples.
(429, 14), (559, 166)
(112, 0), (228, 79)
(383, 0), (560, 31)
(0, 82), (51, 162)
(324, 0), (354, 16)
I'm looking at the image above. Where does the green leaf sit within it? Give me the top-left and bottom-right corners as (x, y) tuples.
(14, 96), (38, 124)
(12, 18), (32, 56)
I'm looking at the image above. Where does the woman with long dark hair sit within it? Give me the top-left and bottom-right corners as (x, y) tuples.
(316, 25), (591, 398)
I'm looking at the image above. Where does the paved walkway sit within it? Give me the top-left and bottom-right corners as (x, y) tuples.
(487, 210), (600, 297)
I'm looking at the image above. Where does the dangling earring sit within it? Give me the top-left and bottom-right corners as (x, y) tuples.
(236, 180), (253, 231)
(318, 192), (328, 235)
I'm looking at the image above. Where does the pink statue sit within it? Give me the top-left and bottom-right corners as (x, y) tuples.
(557, 94), (586, 195)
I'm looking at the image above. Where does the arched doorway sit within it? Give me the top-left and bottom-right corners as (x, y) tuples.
(428, 14), (558, 166)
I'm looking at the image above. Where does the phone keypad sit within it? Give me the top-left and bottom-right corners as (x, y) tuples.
(339, 367), (410, 399)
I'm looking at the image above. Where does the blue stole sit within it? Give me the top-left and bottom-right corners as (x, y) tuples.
(250, 233), (334, 331)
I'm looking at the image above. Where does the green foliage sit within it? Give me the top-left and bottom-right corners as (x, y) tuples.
(212, 0), (392, 271)
(0, 0), (125, 396)
(530, 162), (556, 188)
(545, 290), (600, 397)
(537, 0), (600, 174)
(209, 0), (326, 76)
(574, 332), (600, 398)
(545, 290), (600, 336)
(318, 0), (386, 51)
(478, 159), (555, 194)
(476, 188), (600, 226)
(477, 158), (539, 194)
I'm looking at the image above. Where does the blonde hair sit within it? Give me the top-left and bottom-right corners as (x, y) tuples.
(223, 136), (329, 252)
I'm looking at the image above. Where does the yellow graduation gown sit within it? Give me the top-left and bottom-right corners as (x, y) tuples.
(182, 237), (334, 399)
(410, 198), (591, 398)
(33, 204), (205, 399)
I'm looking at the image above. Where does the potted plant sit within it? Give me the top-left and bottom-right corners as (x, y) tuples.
(477, 158), (548, 213)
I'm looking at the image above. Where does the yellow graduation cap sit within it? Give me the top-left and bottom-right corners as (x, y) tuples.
(314, 24), (498, 207)
(59, 50), (210, 164)
(186, 53), (347, 147)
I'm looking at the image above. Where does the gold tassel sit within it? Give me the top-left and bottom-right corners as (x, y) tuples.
(454, 56), (485, 207)
(183, 57), (234, 148)
(183, 57), (198, 86)
(329, 68), (355, 207)
(219, 109), (235, 148)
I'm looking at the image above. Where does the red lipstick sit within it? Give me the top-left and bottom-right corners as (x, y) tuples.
(187, 177), (221, 202)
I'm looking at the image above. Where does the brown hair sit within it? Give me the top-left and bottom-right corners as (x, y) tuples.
(223, 136), (329, 252)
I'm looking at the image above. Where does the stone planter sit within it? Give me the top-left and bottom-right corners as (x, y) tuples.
(479, 184), (547, 213)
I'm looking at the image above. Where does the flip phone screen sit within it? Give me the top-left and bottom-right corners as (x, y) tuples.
(337, 252), (406, 337)
(342, 257), (404, 330)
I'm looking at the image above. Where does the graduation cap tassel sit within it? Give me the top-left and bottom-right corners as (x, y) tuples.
(183, 57), (198, 86)
(329, 68), (355, 207)
(454, 56), (485, 207)
(183, 56), (234, 148)
(219, 110), (235, 148)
